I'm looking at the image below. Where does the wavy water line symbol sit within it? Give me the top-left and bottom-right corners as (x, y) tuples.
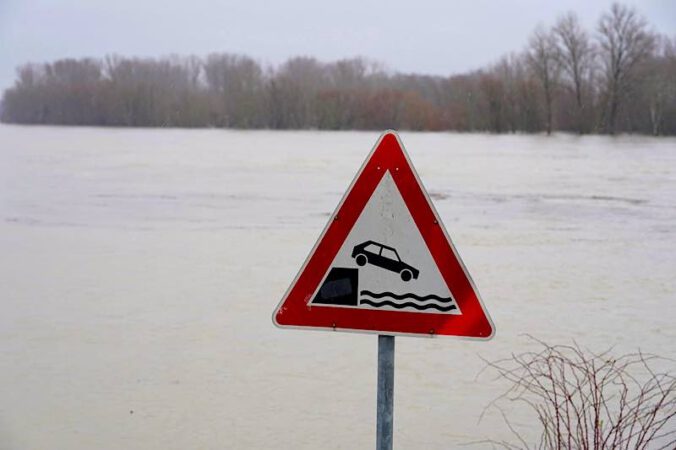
(359, 299), (457, 312)
(360, 290), (454, 303)
(359, 290), (458, 312)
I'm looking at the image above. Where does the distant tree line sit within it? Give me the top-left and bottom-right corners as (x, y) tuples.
(2, 3), (675, 135)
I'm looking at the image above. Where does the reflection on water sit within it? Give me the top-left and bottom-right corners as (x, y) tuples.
(0, 125), (674, 449)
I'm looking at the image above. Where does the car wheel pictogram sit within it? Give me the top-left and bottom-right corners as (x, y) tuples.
(356, 254), (368, 266)
(400, 269), (412, 282)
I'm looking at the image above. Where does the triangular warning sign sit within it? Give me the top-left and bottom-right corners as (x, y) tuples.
(273, 131), (494, 339)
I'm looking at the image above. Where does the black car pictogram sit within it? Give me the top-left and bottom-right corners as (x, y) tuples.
(351, 240), (420, 281)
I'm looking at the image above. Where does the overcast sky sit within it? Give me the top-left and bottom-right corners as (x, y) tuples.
(0, 0), (674, 92)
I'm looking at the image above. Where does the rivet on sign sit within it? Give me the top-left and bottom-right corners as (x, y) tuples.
(433, 219), (438, 224)
(332, 322), (337, 330)
(429, 329), (435, 336)
(334, 215), (339, 221)
(376, 166), (381, 170)
(395, 167), (399, 171)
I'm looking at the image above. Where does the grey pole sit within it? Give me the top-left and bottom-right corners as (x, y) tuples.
(376, 335), (395, 450)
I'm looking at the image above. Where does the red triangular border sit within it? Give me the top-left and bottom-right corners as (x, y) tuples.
(273, 131), (494, 339)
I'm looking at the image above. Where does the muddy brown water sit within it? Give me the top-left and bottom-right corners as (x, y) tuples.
(1, 125), (674, 449)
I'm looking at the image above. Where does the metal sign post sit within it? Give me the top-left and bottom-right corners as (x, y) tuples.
(377, 335), (395, 450)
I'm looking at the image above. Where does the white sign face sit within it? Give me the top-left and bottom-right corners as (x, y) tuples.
(310, 171), (461, 315)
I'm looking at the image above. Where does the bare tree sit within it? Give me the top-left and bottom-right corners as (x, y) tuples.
(527, 26), (561, 135)
(597, 3), (655, 134)
(478, 70), (506, 133)
(554, 12), (596, 133)
(315, 58), (377, 129)
(2, 6), (675, 135)
(638, 35), (676, 135)
(266, 57), (329, 128)
(477, 338), (676, 449)
(204, 54), (265, 127)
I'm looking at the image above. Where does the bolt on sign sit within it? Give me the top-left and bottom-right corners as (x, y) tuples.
(273, 131), (494, 339)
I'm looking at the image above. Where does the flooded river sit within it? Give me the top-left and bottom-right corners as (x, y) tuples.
(1, 125), (674, 449)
